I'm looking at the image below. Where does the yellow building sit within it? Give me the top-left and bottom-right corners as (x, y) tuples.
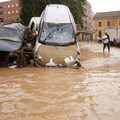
(93, 11), (120, 41)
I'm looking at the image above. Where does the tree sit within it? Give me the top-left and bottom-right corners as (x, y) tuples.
(19, 0), (86, 26)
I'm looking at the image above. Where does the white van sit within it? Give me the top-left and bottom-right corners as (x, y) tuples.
(28, 17), (40, 33)
(34, 4), (81, 68)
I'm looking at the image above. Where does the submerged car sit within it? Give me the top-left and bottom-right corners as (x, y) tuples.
(0, 23), (24, 52)
(0, 23), (33, 67)
(34, 4), (81, 68)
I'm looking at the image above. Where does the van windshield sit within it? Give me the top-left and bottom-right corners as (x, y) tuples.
(39, 23), (75, 45)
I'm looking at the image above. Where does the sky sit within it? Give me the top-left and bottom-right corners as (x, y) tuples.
(0, 0), (120, 13)
(0, 0), (9, 2)
(87, 0), (120, 13)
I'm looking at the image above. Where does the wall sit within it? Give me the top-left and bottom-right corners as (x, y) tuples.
(0, 0), (20, 24)
(93, 17), (120, 41)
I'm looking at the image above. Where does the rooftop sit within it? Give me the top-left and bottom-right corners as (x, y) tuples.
(93, 11), (120, 19)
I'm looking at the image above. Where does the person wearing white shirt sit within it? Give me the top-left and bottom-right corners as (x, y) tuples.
(102, 32), (110, 53)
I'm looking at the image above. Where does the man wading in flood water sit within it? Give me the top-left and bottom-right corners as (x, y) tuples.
(102, 32), (110, 53)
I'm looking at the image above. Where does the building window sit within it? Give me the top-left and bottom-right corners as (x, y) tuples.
(0, 12), (3, 15)
(107, 21), (110, 27)
(119, 21), (120, 26)
(12, 11), (14, 13)
(8, 11), (10, 14)
(8, 5), (10, 8)
(16, 10), (18, 13)
(98, 31), (102, 38)
(0, 6), (2, 9)
(0, 18), (3, 22)
(98, 22), (102, 27)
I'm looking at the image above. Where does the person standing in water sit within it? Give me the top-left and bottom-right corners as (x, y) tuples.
(102, 32), (110, 53)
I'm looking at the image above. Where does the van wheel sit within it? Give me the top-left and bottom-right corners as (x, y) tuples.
(34, 60), (45, 67)
(34, 60), (41, 67)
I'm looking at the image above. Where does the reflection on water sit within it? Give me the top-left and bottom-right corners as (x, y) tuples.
(0, 42), (120, 120)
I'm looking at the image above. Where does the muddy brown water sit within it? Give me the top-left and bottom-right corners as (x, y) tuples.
(0, 42), (120, 120)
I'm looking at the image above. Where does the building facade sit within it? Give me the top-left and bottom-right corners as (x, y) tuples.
(83, 1), (93, 32)
(77, 0), (93, 41)
(93, 11), (120, 41)
(0, 0), (20, 24)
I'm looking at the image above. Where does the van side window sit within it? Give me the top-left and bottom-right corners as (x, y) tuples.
(36, 27), (38, 32)
(30, 22), (35, 31)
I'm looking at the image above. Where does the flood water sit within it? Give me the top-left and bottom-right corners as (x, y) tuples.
(0, 42), (120, 120)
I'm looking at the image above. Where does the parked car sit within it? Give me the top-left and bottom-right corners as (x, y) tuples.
(114, 34), (120, 47)
(34, 4), (81, 68)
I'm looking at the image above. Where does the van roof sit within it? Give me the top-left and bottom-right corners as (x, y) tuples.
(43, 4), (73, 24)
(31, 17), (41, 25)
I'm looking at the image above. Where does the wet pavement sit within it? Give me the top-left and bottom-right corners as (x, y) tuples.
(0, 42), (120, 120)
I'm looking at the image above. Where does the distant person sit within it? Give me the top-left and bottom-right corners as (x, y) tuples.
(102, 32), (110, 53)
(86, 35), (90, 43)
